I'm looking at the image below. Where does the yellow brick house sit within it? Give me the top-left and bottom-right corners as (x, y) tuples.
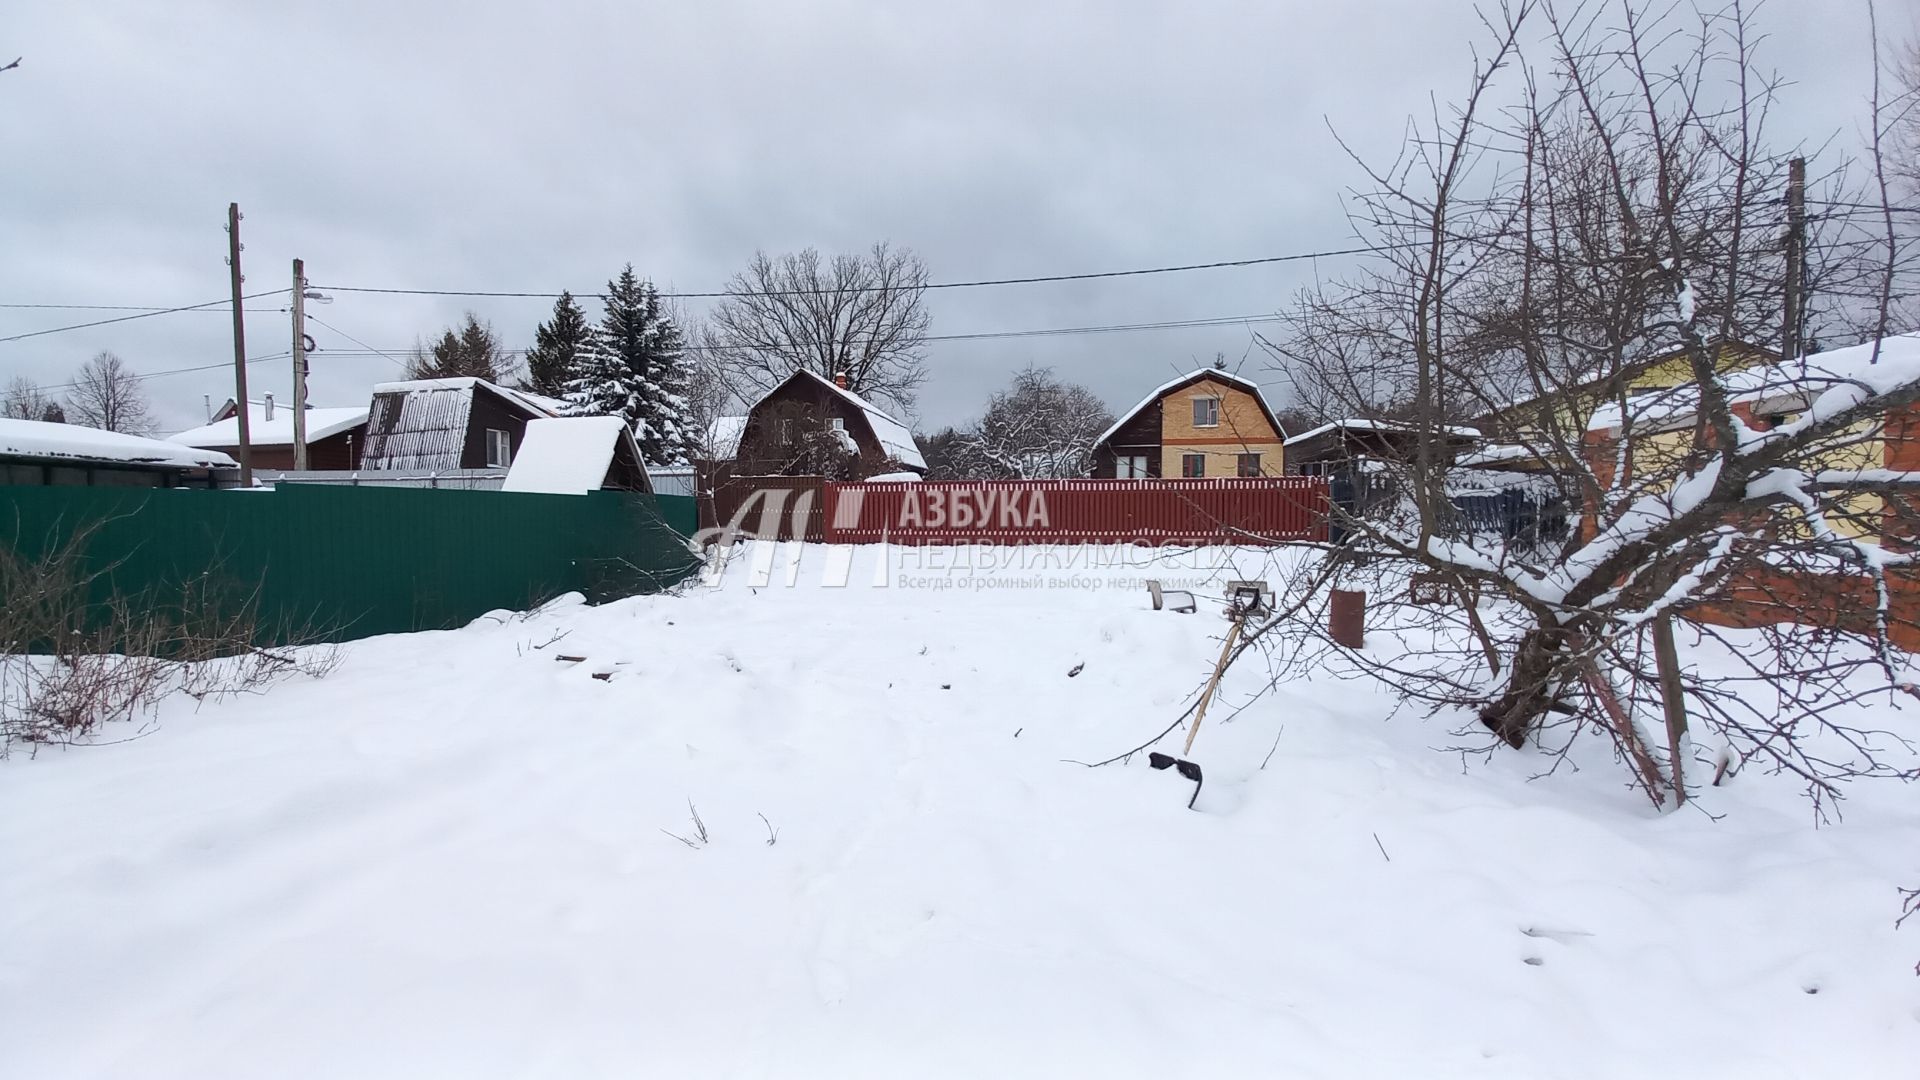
(1089, 369), (1287, 478)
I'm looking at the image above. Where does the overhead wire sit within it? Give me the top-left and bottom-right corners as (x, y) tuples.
(0, 289), (292, 344)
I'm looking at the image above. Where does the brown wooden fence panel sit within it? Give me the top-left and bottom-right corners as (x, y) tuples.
(701, 471), (826, 541)
(821, 478), (1329, 545)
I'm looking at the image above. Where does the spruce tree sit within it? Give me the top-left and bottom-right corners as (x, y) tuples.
(561, 325), (635, 420)
(525, 291), (592, 399)
(406, 312), (508, 382)
(592, 265), (695, 465)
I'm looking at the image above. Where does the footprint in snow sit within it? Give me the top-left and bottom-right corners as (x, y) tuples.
(1520, 925), (1592, 945)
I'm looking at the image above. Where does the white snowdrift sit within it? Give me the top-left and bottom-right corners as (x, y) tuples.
(1, 544), (1915, 1078)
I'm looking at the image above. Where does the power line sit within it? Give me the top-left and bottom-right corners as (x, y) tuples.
(31, 351), (292, 395)
(304, 314), (409, 369)
(0, 303), (285, 313)
(311, 311), (1289, 358)
(310, 246), (1390, 301)
(0, 289), (293, 344)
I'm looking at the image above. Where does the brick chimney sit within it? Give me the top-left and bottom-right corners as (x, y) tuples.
(834, 370), (849, 390)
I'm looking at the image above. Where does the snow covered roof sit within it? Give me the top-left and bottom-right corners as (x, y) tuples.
(169, 405), (368, 449)
(1093, 369), (1283, 449)
(706, 415), (748, 459)
(501, 416), (646, 495)
(369, 377), (565, 419)
(1454, 442), (1538, 467)
(1587, 334), (1920, 433)
(1, 418), (238, 470)
(754, 371), (926, 471)
(1282, 418), (1482, 446)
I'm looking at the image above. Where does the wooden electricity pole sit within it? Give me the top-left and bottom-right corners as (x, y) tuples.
(226, 202), (254, 486)
(1782, 156), (1806, 367)
(291, 258), (309, 471)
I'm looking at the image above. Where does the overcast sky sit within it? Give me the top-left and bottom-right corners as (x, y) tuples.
(1, 1), (1905, 435)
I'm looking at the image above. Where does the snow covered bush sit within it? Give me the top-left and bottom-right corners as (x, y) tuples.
(0, 521), (340, 753)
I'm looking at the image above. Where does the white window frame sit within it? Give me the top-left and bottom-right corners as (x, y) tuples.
(485, 427), (513, 467)
(1192, 397), (1221, 428)
(778, 418), (795, 445)
(1116, 454), (1149, 479)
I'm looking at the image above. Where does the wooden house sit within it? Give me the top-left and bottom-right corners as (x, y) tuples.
(360, 378), (563, 472)
(169, 396), (369, 470)
(1089, 369), (1286, 479)
(1282, 419), (1481, 477)
(729, 370), (925, 479)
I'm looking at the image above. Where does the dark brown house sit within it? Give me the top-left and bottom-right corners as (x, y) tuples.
(360, 378), (563, 472)
(730, 370), (925, 479)
(1282, 419), (1481, 476)
(169, 397), (369, 470)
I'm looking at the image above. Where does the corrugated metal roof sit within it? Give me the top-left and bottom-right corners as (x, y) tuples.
(361, 384), (474, 470)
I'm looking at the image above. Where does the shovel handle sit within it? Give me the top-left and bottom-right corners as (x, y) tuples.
(1183, 617), (1244, 757)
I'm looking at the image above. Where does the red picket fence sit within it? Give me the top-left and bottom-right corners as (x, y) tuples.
(821, 478), (1329, 545)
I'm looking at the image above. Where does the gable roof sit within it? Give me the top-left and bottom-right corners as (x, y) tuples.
(500, 416), (650, 495)
(751, 370), (926, 470)
(1093, 369), (1285, 450)
(2, 418), (237, 470)
(1283, 418), (1481, 446)
(369, 377), (565, 419)
(362, 378), (564, 471)
(169, 404), (368, 450)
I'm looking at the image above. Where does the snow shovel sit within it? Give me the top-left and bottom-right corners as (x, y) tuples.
(1144, 584), (1267, 803)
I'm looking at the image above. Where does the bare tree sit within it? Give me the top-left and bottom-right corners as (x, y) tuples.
(1891, 35), (1920, 195)
(681, 324), (741, 460)
(954, 366), (1116, 479)
(1252, 0), (1920, 814)
(3, 376), (63, 422)
(64, 352), (153, 434)
(705, 243), (930, 410)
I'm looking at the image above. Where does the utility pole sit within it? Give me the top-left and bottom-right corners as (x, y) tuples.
(291, 258), (309, 470)
(226, 202), (254, 486)
(1783, 156), (1806, 367)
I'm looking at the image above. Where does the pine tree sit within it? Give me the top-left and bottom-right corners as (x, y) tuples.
(525, 292), (592, 398)
(591, 265), (695, 465)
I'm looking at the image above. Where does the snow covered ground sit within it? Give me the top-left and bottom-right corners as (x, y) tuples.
(3, 543), (1916, 1078)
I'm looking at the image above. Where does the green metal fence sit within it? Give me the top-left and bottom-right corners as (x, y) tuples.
(0, 485), (701, 646)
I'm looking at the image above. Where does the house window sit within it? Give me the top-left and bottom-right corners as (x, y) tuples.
(1297, 461), (1327, 476)
(1116, 454), (1149, 479)
(1192, 397), (1221, 428)
(485, 428), (513, 467)
(778, 418), (795, 445)
(1236, 452), (1262, 477)
(1181, 453), (1206, 478)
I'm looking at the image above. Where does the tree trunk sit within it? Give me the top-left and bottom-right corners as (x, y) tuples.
(1478, 626), (1567, 748)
